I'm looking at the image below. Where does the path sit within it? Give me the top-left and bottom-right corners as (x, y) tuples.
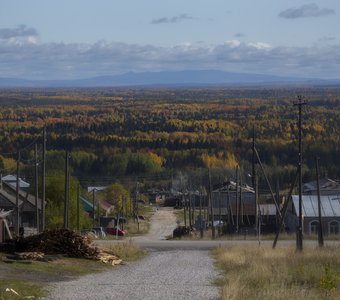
(135, 207), (178, 241)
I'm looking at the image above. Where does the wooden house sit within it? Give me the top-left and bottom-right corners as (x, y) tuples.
(0, 175), (43, 230)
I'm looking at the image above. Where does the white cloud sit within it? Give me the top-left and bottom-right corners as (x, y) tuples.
(224, 40), (241, 48)
(0, 26), (340, 80)
(279, 3), (335, 19)
(248, 42), (272, 50)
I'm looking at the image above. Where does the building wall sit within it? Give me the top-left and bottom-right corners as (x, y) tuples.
(304, 217), (340, 236)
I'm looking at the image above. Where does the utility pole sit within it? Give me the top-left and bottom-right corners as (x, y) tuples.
(92, 189), (96, 226)
(294, 95), (307, 252)
(199, 187), (203, 238)
(315, 157), (324, 247)
(218, 190), (222, 236)
(97, 191), (100, 225)
(15, 151), (20, 235)
(134, 182), (140, 232)
(236, 166), (239, 233)
(77, 184), (80, 232)
(227, 184), (234, 228)
(188, 189), (192, 228)
(64, 151), (70, 229)
(42, 126), (46, 231)
(208, 168), (215, 240)
(35, 144), (39, 231)
(255, 172), (260, 244)
(273, 170), (298, 249)
(183, 193), (187, 227)
(252, 126), (256, 189)
(239, 175), (243, 226)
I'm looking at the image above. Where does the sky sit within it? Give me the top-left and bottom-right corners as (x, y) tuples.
(0, 0), (339, 80)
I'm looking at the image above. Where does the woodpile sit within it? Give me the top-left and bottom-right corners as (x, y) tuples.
(13, 251), (45, 260)
(14, 229), (122, 265)
(97, 250), (122, 266)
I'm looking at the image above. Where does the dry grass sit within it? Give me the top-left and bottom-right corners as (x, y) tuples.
(212, 245), (340, 300)
(125, 205), (153, 235)
(125, 219), (150, 235)
(108, 241), (147, 261)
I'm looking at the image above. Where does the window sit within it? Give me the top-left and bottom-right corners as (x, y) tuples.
(329, 221), (339, 235)
(310, 221), (319, 235)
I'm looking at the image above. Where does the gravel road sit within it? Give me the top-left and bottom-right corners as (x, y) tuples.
(45, 250), (219, 300)
(44, 208), (220, 300)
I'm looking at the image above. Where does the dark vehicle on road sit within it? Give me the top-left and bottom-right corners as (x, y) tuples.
(105, 227), (126, 236)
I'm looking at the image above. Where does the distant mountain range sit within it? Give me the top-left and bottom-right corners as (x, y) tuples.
(0, 70), (339, 87)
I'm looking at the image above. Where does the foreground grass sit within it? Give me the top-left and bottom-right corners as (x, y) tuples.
(212, 245), (340, 300)
(0, 256), (109, 299)
(0, 279), (47, 299)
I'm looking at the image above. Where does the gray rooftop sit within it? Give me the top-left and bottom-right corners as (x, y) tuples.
(292, 195), (340, 217)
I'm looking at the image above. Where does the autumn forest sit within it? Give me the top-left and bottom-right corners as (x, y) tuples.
(0, 86), (339, 191)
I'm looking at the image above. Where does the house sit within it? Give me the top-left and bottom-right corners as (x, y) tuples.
(0, 175), (43, 230)
(303, 178), (340, 195)
(211, 181), (280, 233)
(286, 194), (340, 235)
(211, 181), (256, 231)
(80, 196), (114, 217)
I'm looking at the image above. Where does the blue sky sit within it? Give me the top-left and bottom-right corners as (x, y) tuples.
(0, 0), (339, 80)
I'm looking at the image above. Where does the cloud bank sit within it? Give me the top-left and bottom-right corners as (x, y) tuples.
(0, 25), (339, 80)
(279, 3), (335, 19)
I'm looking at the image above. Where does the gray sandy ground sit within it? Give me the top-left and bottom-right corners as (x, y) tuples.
(44, 250), (220, 300)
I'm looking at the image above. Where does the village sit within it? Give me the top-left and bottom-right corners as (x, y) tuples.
(0, 162), (340, 242)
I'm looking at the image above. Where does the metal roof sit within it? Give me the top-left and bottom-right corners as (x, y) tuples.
(259, 204), (276, 216)
(2, 175), (30, 189)
(87, 186), (107, 193)
(292, 195), (340, 217)
(303, 178), (340, 193)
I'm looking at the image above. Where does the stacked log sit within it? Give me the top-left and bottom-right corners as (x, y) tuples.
(14, 229), (121, 265)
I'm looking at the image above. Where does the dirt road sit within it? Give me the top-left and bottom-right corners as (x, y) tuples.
(45, 208), (220, 300)
(135, 207), (178, 241)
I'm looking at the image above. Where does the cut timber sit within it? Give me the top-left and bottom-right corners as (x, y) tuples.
(14, 229), (122, 266)
(13, 251), (45, 260)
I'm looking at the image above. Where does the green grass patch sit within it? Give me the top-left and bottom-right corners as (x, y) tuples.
(0, 255), (109, 277)
(0, 253), (111, 299)
(0, 279), (47, 299)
